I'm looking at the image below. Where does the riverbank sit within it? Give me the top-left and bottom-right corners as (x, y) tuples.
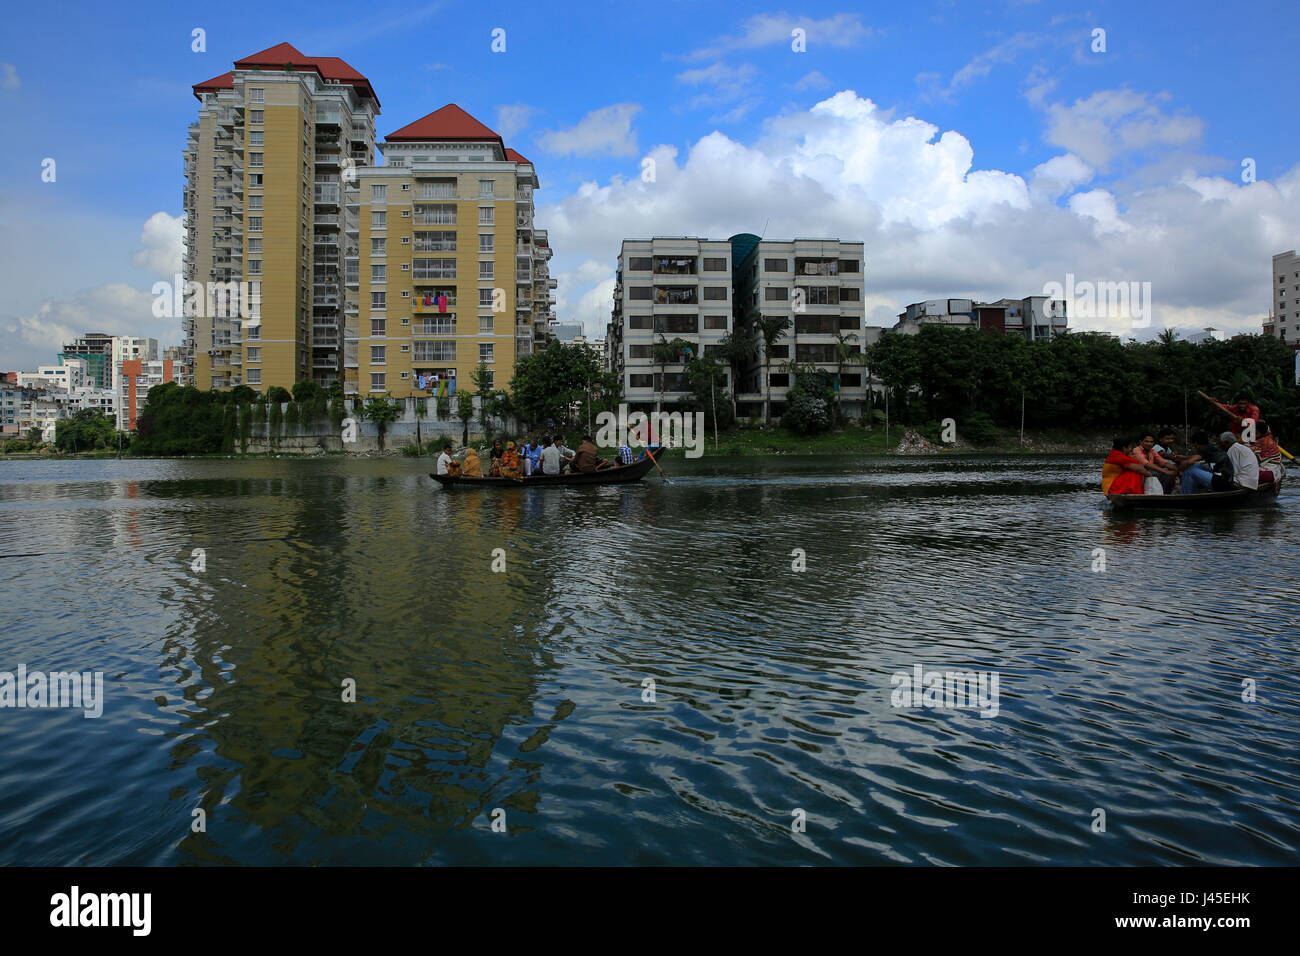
(0, 426), (1116, 461)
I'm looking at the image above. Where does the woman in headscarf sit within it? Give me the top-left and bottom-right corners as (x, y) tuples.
(462, 446), (482, 478)
(501, 440), (522, 479)
(488, 439), (505, 476)
(1102, 436), (1149, 495)
(1252, 421), (1282, 486)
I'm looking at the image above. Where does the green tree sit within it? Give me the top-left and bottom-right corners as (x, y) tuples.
(361, 394), (403, 451)
(651, 335), (694, 413)
(507, 340), (608, 429)
(456, 390), (474, 445)
(754, 315), (791, 425)
(55, 409), (116, 452)
(830, 330), (867, 425)
(265, 385), (292, 405)
(717, 328), (759, 423)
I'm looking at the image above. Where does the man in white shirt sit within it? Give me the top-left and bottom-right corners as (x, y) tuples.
(539, 437), (562, 475)
(553, 435), (577, 473)
(1220, 432), (1259, 490)
(436, 443), (454, 476)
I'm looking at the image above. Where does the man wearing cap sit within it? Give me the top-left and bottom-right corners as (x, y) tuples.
(1219, 431), (1260, 491)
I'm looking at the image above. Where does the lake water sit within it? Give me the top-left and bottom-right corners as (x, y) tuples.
(0, 454), (1297, 865)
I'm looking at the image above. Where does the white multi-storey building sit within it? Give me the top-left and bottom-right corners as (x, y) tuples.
(1267, 250), (1299, 348)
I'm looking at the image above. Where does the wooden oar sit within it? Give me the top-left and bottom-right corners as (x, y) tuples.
(1196, 390), (1297, 460)
(627, 424), (672, 483)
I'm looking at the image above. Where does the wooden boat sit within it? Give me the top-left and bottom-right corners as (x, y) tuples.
(1108, 480), (1282, 511)
(430, 452), (659, 488)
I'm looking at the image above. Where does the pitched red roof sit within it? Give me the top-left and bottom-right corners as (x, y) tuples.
(194, 42), (379, 106)
(504, 148), (531, 165)
(385, 104), (502, 144)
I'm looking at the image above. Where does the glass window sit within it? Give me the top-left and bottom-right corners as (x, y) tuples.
(371, 292), (386, 310)
(764, 258), (788, 272)
(479, 234), (494, 253)
(370, 373), (385, 391)
(479, 261), (494, 279)
(371, 210), (387, 229)
(479, 343), (494, 363)
(371, 264), (386, 282)
(371, 238), (386, 255)
(249, 152), (263, 167)
(370, 346), (386, 364)
(370, 319), (386, 336)
(628, 257), (652, 271)
(372, 184), (387, 201)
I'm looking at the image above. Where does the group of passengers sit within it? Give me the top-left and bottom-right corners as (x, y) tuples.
(1102, 396), (1283, 496)
(436, 435), (646, 479)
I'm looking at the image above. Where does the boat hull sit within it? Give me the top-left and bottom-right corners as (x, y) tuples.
(1108, 480), (1281, 510)
(430, 454), (657, 488)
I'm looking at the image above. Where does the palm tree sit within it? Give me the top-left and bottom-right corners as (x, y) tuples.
(361, 393), (402, 451)
(718, 328), (759, 424)
(414, 397), (427, 451)
(831, 329), (866, 425)
(651, 335), (694, 414)
(755, 314), (791, 425)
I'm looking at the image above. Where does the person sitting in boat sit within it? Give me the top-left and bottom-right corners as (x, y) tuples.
(500, 441), (522, 479)
(462, 447), (483, 478)
(1252, 421), (1282, 486)
(522, 438), (543, 476)
(618, 442), (637, 465)
(1218, 432), (1259, 491)
(1152, 429), (1185, 493)
(1181, 431), (1233, 493)
(436, 442), (455, 476)
(488, 439), (505, 477)
(572, 435), (612, 472)
(552, 435), (577, 473)
(1102, 437), (1149, 495)
(1133, 432), (1176, 495)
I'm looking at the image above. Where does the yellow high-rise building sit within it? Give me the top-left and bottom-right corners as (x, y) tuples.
(349, 105), (555, 399)
(184, 42), (380, 392)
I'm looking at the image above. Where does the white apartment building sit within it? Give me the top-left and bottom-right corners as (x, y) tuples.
(608, 238), (735, 411)
(732, 238), (868, 419)
(1268, 250), (1300, 347)
(892, 295), (1068, 339)
(17, 360), (88, 392)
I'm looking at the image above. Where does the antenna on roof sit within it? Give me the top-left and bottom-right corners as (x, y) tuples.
(760, 218), (769, 239)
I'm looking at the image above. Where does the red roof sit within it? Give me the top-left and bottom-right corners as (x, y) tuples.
(194, 42), (379, 106)
(385, 104), (502, 144)
(504, 148), (532, 165)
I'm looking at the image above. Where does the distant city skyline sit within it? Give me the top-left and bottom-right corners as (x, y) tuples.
(3, 0), (1299, 371)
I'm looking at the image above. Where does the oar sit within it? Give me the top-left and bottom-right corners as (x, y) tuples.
(627, 424), (672, 483)
(1197, 390), (1296, 460)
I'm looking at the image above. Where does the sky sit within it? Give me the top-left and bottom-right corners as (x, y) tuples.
(1, 0), (1298, 371)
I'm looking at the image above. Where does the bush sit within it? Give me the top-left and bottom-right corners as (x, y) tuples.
(961, 411), (999, 446)
(784, 392), (831, 434)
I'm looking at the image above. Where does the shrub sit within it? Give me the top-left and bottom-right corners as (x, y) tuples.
(784, 392), (831, 434)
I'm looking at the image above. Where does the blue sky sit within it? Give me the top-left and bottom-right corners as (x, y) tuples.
(2, 0), (1298, 370)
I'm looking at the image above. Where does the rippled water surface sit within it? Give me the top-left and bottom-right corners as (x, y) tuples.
(1, 454), (1297, 865)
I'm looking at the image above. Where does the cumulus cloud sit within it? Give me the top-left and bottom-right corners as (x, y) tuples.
(3, 283), (167, 370)
(685, 12), (872, 60)
(677, 63), (760, 113)
(133, 212), (185, 278)
(1042, 88), (1204, 168)
(535, 90), (1297, 340)
(537, 103), (641, 158)
(1, 63), (17, 90)
(496, 103), (539, 141)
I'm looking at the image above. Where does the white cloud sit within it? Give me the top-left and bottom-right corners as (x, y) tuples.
(4, 283), (167, 369)
(133, 212), (185, 278)
(1042, 88), (1204, 168)
(537, 103), (641, 158)
(793, 70), (832, 92)
(535, 90), (1298, 341)
(685, 12), (872, 60)
(1, 63), (18, 90)
(496, 103), (539, 141)
(677, 63), (760, 112)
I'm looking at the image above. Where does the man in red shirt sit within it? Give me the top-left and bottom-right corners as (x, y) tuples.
(1211, 394), (1262, 437)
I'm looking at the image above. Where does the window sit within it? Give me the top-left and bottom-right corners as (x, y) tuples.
(769, 344), (789, 359)
(246, 347), (261, 362)
(479, 179), (495, 197)
(839, 316), (860, 330)
(249, 152), (263, 167)
(770, 373), (789, 387)
(370, 346), (386, 364)
(370, 319), (386, 336)
(371, 291), (387, 310)
(479, 316), (494, 333)
(371, 210), (387, 229)
(479, 261), (494, 279)
(839, 259), (860, 273)
(841, 374), (862, 387)
(412, 258), (456, 279)
(249, 109), (263, 124)
(370, 373), (385, 391)
(629, 286), (652, 300)
(628, 257), (652, 271)
(371, 238), (386, 255)
(414, 203), (456, 225)
(248, 260), (262, 275)
(703, 287), (727, 301)
(372, 184), (387, 201)
(704, 315), (728, 330)
(248, 195), (263, 210)
(401, 183), (410, 191)
(479, 234), (494, 253)
(479, 206), (494, 225)
(414, 231), (456, 252)
(653, 256), (696, 275)
(401, 345), (410, 353)
(249, 174), (263, 187)
(654, 314), (699, 334)
(401, 237), (411, 245)
(629, 373), (653, 388)
(764, 258), (788, 272)
(703, 257), (727, 271)
(413, 341), (456, 362)
(249, 132), (263, 147)
(654, 286), (697, 305)
(629, 316), (652, 329)
(478, 289), (494, 307)
(797, 344), (841, 363)
(248, 238), (262, 253)
(795, 315), (839, 334)
(799, 286), (840, 305)
(629, 345), (653, 359)
(840, 288), (860, 302)
(248, 216), (262, 231)
(249, 88), (264, 103)
(765, 287), (788, 301)
(247, 369), (262, 384)
(371, 264), (386, 283)
(479, 343), (494, 363)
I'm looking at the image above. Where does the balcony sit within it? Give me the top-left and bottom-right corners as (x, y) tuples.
(313, 295), (340, 308)
(313, 357), (339, 369)
(314, 214), (340, 228)
(315, 151), (341, 166)
(316, 109), (343, 127)
(413, 297), (456, 313)
(412, 320), (457, 336)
